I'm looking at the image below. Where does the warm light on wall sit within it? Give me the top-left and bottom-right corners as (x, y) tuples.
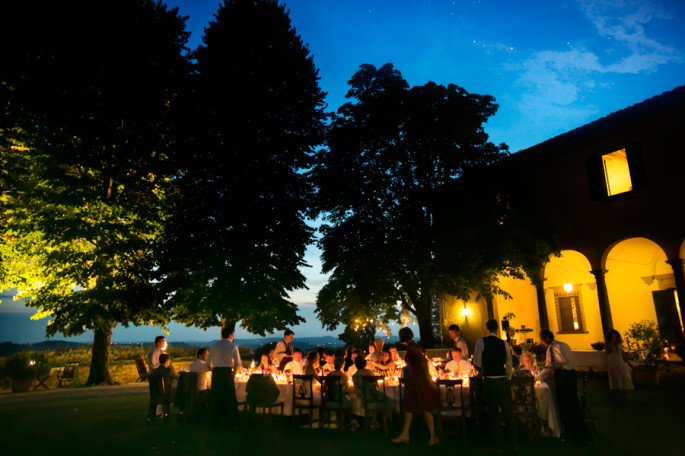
(563, 282), (574, 293)
(461, 303), (471, 318)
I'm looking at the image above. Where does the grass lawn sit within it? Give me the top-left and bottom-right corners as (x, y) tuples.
(1, 365), (683, 456)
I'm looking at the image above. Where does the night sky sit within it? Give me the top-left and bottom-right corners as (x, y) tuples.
(2, 0), (684, 343)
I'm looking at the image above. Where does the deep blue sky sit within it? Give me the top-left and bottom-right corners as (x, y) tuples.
(2, 0), (684, 343)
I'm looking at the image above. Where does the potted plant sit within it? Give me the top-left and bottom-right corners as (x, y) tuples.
(1, 351), (50, 393)
(623, 320), (665, 386)
(591, 341), (605, 351)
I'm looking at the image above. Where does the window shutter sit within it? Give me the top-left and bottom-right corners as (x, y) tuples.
(626, 143), (647, 189)
(585, 155), (606, 201)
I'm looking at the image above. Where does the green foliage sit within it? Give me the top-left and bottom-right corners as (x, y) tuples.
(1, 351), (50, 380)
(161, 0), (327, 334)
(313, 63), (541, 347)
(624, 320), (666, 368)
(0, 1), (191, 384)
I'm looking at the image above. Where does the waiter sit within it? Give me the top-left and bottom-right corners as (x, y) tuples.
(209, 324), (242, 421)
(539, 329), (589, 442)
(473, 319), (516, 447)
(275, 329), (295, 371)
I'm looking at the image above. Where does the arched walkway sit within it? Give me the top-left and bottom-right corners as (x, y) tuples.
(604, 237), (681, 341)
(542, 250), (603, 349)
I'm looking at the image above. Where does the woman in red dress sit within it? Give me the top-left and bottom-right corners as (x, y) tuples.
(392, 327), (439, 445)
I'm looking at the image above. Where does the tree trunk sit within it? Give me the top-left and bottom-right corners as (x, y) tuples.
(415, 297), (436, 348)
(85, 325), (115, 386)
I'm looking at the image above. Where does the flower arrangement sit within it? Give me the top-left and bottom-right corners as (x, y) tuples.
(591, 341), (605, 351)
(623, 320), (665, 368)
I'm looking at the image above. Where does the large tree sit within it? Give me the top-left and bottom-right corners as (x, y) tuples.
(160, 0), (327, 333)
(313, 63), (534, 347)
(0, 0), (190, 384)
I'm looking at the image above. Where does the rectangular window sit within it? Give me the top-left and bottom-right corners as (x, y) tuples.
(602, 148), (633, 196)
(554, 291), (586, 333)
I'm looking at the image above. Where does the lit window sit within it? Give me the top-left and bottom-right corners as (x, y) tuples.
(554, 290), (586, 333)
(602, 149), (633, 196)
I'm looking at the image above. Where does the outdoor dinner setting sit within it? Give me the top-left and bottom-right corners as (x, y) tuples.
(2, 0), (685, 455)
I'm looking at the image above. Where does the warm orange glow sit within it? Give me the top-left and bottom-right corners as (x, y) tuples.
(563, 282), (574, 293)
(602, 149), (633, 196)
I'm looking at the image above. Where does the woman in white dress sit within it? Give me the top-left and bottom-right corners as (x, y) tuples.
(605, 329), (634, 391)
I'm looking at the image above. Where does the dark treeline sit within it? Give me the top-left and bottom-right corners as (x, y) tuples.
(0, 0), (554, 385)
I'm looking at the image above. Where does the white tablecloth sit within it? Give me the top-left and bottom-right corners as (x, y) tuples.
(535, 383), (561, 438)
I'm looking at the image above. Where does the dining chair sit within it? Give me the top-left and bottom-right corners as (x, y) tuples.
(320, 375), (347, 430)
(436, 379), (466, 442)
(360, 375), (389, 436)
(292, 374), (315, 428)
(510, 375), (540, 439)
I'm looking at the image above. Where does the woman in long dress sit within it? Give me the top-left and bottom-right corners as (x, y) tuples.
(392, 327), (439, 445)
(605, 329), (634, 391)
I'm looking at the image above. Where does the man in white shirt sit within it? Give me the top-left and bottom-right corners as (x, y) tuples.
(446, 324), (469, 359)
(209, 325), (242, 421)
(189, 347), (210, 391)
(283, 348), (305, 375)
(445, 347), (472, 376)
(473, 319), (515, 447)
(147, 336), (167, 372)
(540, 330), (589, 442)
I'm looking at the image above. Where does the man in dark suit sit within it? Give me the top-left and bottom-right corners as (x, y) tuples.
(473, 319), (516, 447)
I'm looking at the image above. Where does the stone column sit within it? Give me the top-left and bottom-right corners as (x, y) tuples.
(535, 282), (550, 329)
(666, 258), (685, 337)
(590, 269), (614, 334)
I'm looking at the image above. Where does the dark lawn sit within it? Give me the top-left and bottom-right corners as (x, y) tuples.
(1, 365), (683, 456)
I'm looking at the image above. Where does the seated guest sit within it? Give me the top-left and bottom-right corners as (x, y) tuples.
(444, 347), (472, 376)
(189, 347), (210, 391)
(389, 346), (402, 363)
(325, 356), (351, 408)
(512, 356), (533, 378)
(365, 343), (377, 362)
(304, 351), (321, 384)
(351, 356), (374, 390)
(370, 349), (396, 372)
(511, 345), (523, 364)
(322, 349), (336, 375)
(344, 346), (357, 371)
(519, 353), (539, 377)
(346, 349), (364, 377)
(151, 353), (180, 400)
(257, 353), (276, 374)
(284, 348), (305, 375)
(419, 344), (439, 379)
(268, 347), (278, 367)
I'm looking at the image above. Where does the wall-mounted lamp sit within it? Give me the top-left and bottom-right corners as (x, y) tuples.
(563, 282), (574, 293)
(460, 303), (471, 318)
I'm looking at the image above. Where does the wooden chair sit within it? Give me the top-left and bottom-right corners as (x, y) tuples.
(360, 375), (389, 436)
(510, 375), (540, 439)
(135, 356), (148, 382)
(56, 361), (79, 388)
(246, 374), (284, 417)
(468, 375), (487, 430)
(320, 375), (347, 430)
(147, 372), (171, 420)
(292, 374), (316, 428)
(33, 372), (51, 391)
(436, 379), (466, 442)
(176, 372), (207, 416)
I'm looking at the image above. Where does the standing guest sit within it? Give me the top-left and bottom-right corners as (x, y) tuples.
(275, 329), (295, 369)
(540, 329), (589, 442)
(209, 325), (242, 422)
(473, 319), (516, 448)
(446, 324), (469, 359)
(519, 353), (539, 377)
(444, 347), (472, 376)
(148, 336), (167, 372)
(391, 328), (439, 446)
(268, 347), (278, 367)
(605, 329), (634, 392)
(190, 347), (210, 391)
(284, 348), (305, 374)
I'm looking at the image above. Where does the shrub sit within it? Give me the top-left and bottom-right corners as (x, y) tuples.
(1, 351), (50, 380)
(624, 320), (665, 368)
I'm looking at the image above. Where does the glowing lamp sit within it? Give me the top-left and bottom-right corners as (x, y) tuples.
(563, 282), (573, 293)
(460, 303), (471, 318)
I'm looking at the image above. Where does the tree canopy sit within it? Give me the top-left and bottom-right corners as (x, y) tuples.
(159, 0), (327, 334)
(313, 63), (552, 347)
(0, 0), (190, 384)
